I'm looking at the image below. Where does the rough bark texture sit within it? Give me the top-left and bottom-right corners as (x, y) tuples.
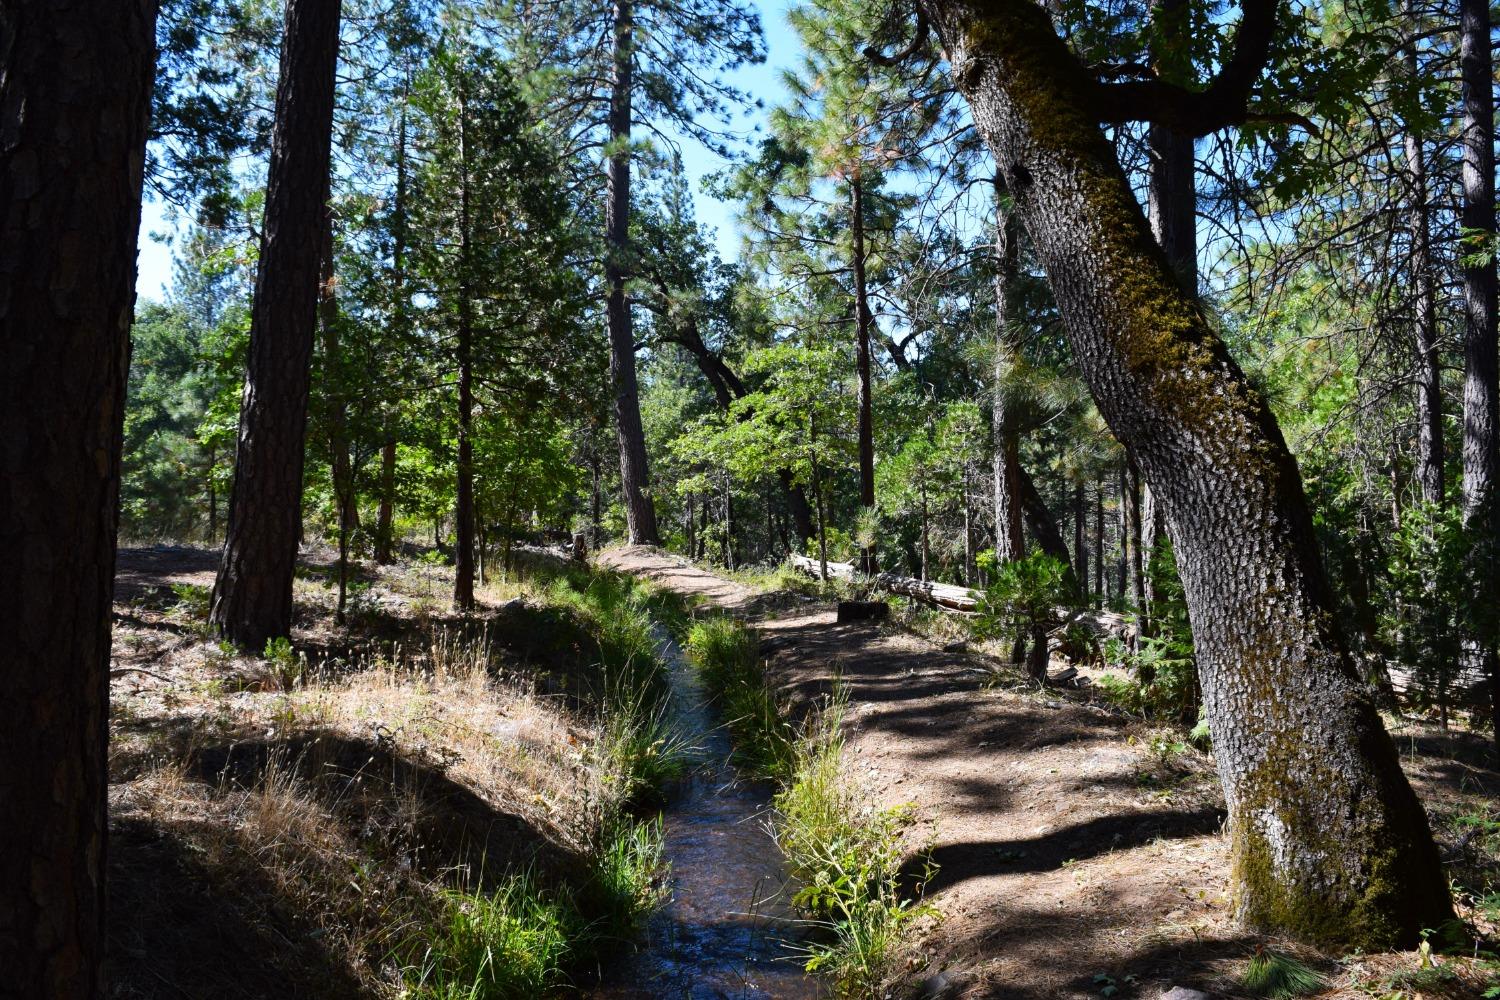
(852, 174), (878, 573)
(606, 0), (659, 544)
(992, 203), (1026, 565)
(211, 0), (342, 650)
(924, 0), (1450, 947)
(0, 3), (157, 993)
(1458, 0), (1500, 739)
(1402, 27), (1442, 509)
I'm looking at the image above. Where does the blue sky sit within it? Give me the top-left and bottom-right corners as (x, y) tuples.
(135, 0), (801, 302)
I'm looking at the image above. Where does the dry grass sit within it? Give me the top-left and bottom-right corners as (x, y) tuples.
(108, 545), (670, 999)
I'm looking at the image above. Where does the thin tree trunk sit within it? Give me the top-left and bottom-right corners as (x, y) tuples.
(1459, 0), (1500, 744)
(1074, 480), (1089, 598)
(927, 0), (1450, 945)
(852, 174), (878, 573)
(452, 93), (476, 612)
(375, 440), (397, 563)
(0, 5), (156, 991)
(1127, 456), (1146, 617)
(963, 469), (977, 585)
(1404, 54), (1442, 508)
(375, 94), (408, 568)
(993, 197), (1026, 567)
(212, 0), (343, 650)
(606, 0), (658, 544)
(920, 479), (931, 581)
(1116, 462), (1129, 602)
(320, 197), (354, 625)
(1094, 478), (1105, 608)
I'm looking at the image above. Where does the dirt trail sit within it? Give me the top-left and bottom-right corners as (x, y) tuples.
(603, 547), (1245, 999)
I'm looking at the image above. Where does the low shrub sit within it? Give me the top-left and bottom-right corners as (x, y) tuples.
(775, 699), (933, 997)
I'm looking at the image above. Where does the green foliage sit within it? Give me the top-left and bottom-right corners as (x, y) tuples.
(261, 637), (304, 691)
(775, 700), (933, 996)
(684, 617), (797, 777)
(1096, 539), (1198, 722)
(405, 818), (666, 1000)
(1242, 949), (1324, 998)
(974, 551), (1075, 645)
(409, 874), (576, 999)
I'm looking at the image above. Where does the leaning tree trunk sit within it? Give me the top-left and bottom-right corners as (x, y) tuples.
(211, 0), (342, 650)
(925, 0), (1451, 947)
(0, 4), (157, 993)
(1459, 0), (1500, 743)
(606, 0), (658, 544)
(851, 173), (878, 573)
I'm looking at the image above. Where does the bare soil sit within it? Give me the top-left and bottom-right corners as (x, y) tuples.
(107, 544), (633, 998)
(601, 546), (1499, 1000)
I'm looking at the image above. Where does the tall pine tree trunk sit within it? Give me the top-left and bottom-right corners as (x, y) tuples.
(1403, 22), (1442, 509)
(374, 95), (408, 568)
(453, 98), (476, 612)
(0, 4), (157, 992)
(1459, 0), (1500, 742)
(212, 0), (343, 650)
(606, 0), (658, 544)
(925, 0), (1450, 946)
(851, 174), (878, 572)
(993, 199), (1026, 567)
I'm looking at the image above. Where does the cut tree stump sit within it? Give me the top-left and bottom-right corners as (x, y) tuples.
(837, 600), (889, 622)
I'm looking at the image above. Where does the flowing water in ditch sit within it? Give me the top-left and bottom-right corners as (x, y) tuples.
(589, 626), (824, 1000)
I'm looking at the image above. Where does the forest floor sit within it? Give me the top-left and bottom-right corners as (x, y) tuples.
(601, 545), (1500, 1000)
(106, 542), (681, 998)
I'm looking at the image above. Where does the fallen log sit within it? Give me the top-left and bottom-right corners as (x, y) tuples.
(790, 554), (981, 612)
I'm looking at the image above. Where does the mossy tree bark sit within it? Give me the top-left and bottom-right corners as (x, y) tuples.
(0, 2), (157, 993)
(211, 0), (342, 650)
(922, 0), (1452, 947)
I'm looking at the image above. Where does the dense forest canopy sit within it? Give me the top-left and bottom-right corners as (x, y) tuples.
(7, 0), (1500, 993)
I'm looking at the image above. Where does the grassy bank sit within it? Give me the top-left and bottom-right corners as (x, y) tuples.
(109, 547), (690, 998)
(683, 615), (934, 997)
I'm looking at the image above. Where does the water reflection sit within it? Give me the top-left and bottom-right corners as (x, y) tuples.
(589, 626), (823, 999)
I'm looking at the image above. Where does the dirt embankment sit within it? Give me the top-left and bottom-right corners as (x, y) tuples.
(603, 546), (1499, 1000)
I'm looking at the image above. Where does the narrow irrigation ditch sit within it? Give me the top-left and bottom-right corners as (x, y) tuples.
(592, 622), (823, 999)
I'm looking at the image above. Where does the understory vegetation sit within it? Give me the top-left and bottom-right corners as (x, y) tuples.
(109, 551), (687, 998)
(684, 616), (934, 995)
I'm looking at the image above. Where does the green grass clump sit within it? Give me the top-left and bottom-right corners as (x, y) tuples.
(581, 816), (669, 943)
(408, 873), (576, 999)
(774, 699), (933, 997)
(1242, 948), (1324, 998)
(685, 617), (796, 777)
(404, 819), (667, 999)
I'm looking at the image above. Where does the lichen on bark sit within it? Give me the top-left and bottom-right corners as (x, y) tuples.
(923, 0), (1453, 948)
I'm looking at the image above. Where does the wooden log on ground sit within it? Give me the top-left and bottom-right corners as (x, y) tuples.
(790, 554), (980, 612)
